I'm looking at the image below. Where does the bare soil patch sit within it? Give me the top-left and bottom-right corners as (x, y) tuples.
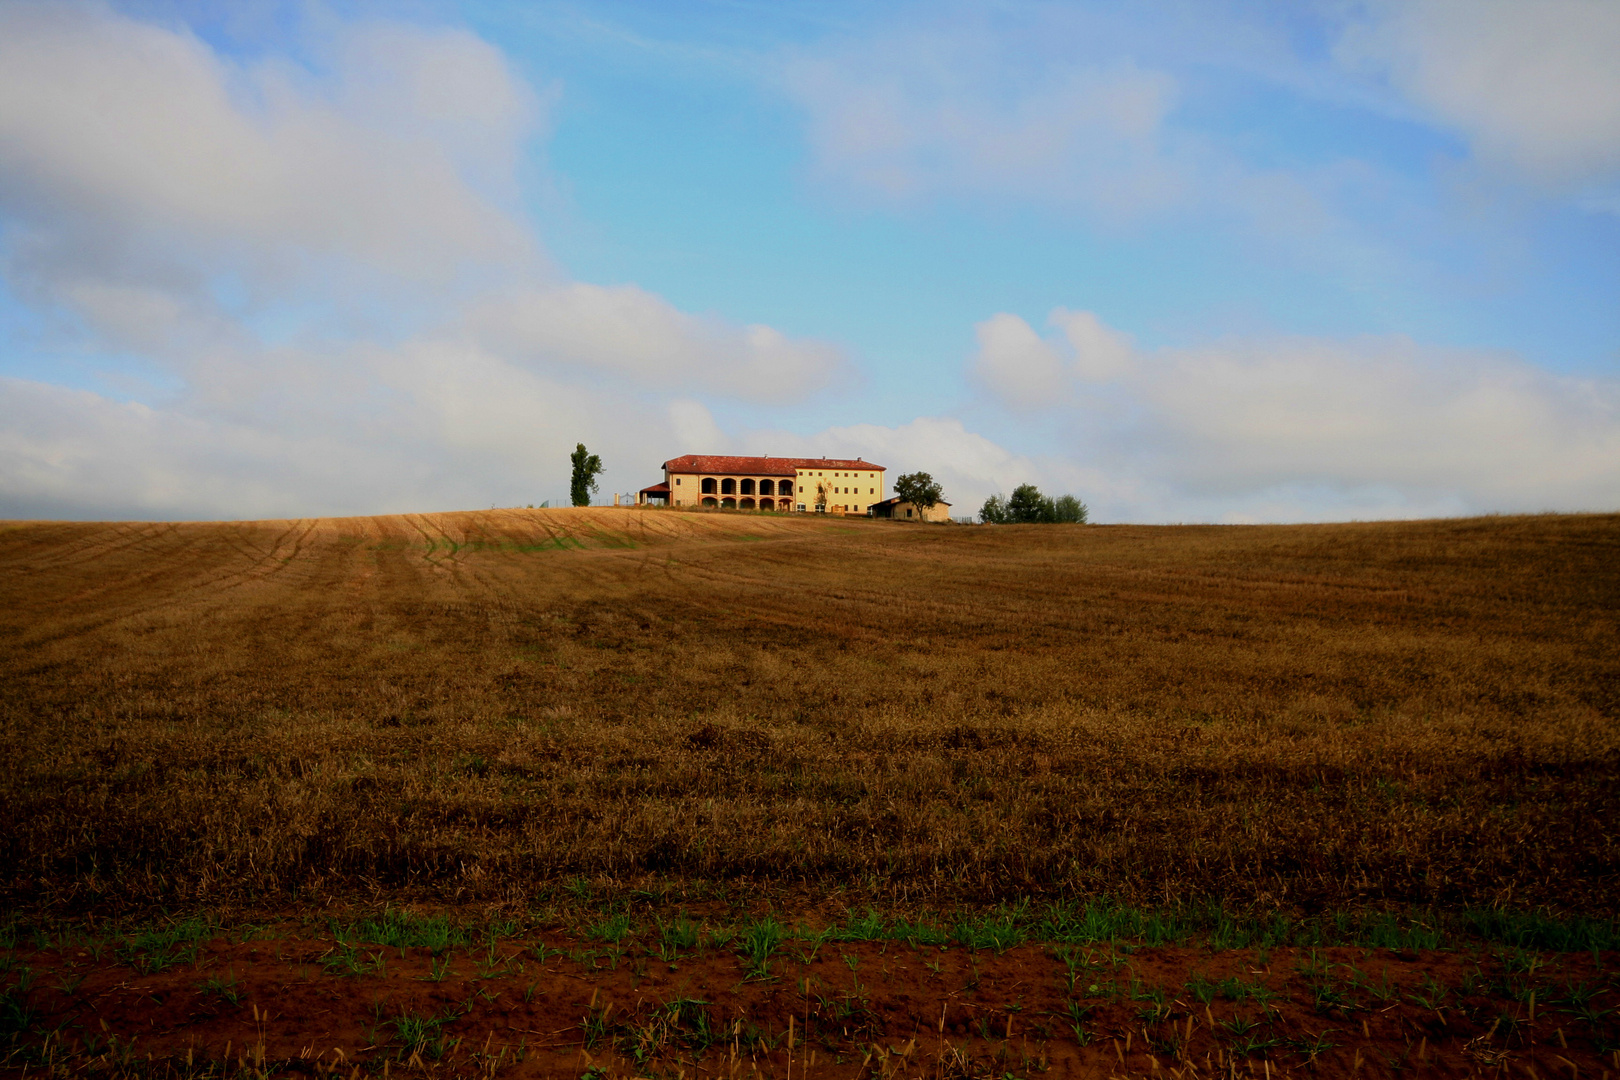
(4, 918), (1616, 1079)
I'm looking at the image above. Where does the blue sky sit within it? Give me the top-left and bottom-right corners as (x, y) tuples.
(1, 0), (1617, 521)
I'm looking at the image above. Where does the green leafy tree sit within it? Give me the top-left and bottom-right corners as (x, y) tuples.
(1053, 494), (1089, 523)
(1007, 483), (1054, 523)
(569, 443), (604, 507)
(982, 485), (1089, 524)
(893, 471), (944, 516)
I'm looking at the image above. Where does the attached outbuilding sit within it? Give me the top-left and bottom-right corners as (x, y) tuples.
(871, 496), (952, 523)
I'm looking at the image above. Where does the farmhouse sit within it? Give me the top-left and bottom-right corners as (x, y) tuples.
(639, 455), (886, 514)
(871, 495), (952, 523)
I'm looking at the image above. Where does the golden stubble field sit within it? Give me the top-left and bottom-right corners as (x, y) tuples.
(1, 507), (1617, 918)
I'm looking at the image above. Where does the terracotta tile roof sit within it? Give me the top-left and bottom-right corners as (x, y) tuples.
(638, 482), (671, 494)
(662, 454), (885, 476)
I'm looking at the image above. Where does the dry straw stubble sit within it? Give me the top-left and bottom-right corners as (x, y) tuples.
(0, 508), (1615, 915)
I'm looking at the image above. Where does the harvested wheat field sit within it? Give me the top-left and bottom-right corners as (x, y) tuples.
(1, 507), (1617, 1078)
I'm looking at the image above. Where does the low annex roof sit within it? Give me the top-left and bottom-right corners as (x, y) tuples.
(662, 454), (885, 477)
(873, 495), (951, 507)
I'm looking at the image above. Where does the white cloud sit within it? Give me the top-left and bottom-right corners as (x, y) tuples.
(1337, 0), (1620, 188)
(774, 2), (1437, 293)
(0, 4), (851, 520)
(0, 279), (850, 518)
(1052, 309), (1134, 382)
(970, 308), (1134, 407)
(0, 376), (355, 521)
(466, 284), (848, 401)
(1149, 338), (1620, 505)
(667, 399), (729, 454)
(0, 4), (536, 287)
(782, 23), (1184, 217)
(336, 20), (547, 189)
(973, 310), (1620, 518)
(969, 312), (1070, 410)
(0, 351), (708, 520)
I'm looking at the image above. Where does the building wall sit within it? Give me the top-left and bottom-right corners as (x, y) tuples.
(793, 465), (884, 514)
(664, 465), (886, 512)
(890, 500), (952, 523)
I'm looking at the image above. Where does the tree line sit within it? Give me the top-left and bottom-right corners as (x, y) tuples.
(980, 484), (1088, 524)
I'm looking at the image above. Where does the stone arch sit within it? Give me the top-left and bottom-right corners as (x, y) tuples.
(740, 478), (755, 495)
(701, 496), (718, 507)
(739, 497), (756, 510)
(759, 479), (776, 496)
(721, 497), (736, 508)
(758, 498), (775, 511)
(721, 478), (736, 495)
(701, 477), (717, 494)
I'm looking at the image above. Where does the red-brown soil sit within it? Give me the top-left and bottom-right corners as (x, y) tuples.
(4, 924), (1616, 1079)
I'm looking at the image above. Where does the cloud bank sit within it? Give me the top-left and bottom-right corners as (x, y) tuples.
(0, 3), (850, 520)
(1338, 0), (1620, 191)
(784, 30), (1185, 217)
(972, 309), (1620, 521)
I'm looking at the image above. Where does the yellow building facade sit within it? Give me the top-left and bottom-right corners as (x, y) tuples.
(641, 455), (886, 514)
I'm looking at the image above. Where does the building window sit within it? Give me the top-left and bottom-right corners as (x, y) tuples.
(675, 478), (681, 485)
